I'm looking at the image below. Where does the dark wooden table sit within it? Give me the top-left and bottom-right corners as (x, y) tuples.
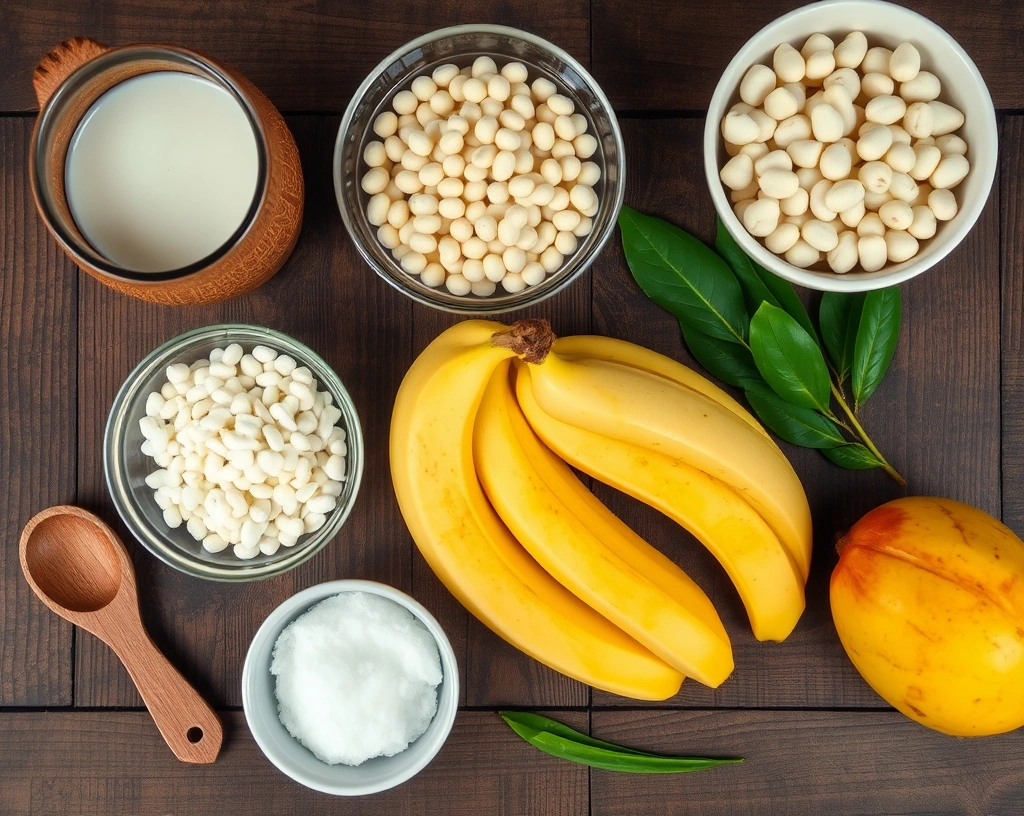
(2, 1), (1023, 813)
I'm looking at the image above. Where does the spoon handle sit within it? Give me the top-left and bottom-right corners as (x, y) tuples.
(111, 628), (223, 764)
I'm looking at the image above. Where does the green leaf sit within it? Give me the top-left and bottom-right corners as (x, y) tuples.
(851, 287), (902, 411)
(744, 382), (845, 448)
(681, 323), (763, 389)
(715, 217), (817, 341)
(500, 711), (742, 774)
(819, 292), (866, 385)
(619, 207), (749, 345)
(749, 303), (832, 412)
(822, 443), (884, 470)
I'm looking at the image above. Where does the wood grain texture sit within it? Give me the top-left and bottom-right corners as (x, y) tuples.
(590, 709), (1024, 816)
(1001, 116), (1023, 538)
(0, 710), (589, 816)
(409, 281), (593, 709)
(73, 115), (414, 707)
(0, 0), (590, 113)
(591, 0), (1024, 111)
(0, 117), (75, 706)
(591, 118), (1001, 708)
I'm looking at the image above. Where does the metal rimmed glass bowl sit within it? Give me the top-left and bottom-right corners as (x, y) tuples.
(334, 24), (625, 314)
(104, 324), (364, 582)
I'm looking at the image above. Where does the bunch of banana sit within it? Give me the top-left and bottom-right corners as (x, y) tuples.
(390, 319), (812, 700)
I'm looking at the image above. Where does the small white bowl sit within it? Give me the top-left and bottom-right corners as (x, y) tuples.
(704, 0), (997, 292)
(242, 580), (459, 795)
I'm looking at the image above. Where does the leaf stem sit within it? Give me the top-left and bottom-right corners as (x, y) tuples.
(829, 382), (906, 485)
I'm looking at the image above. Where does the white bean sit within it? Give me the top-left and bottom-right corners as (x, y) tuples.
(834, 32), (868, 69)
(865, 95), (907, 125)
(929, 188), (958, 220)
(885, 230), (919, 262)
(780, 187), (810, 216)
(766, 223), (801, 254)
(888, 171), (919, 202)
(824, 67), (861, 101)
(801, 33), (835, 58)
(856, 125), (893, 161)
(908, 205), (937, 239)
(811, 103), (844, 142)
(785, 239), (820, 268)
(861, 72), (894, 99)
(758, 169), (800, 199)
(889, 43), (921, 83)
(859, 161), (892, 194)
(857, 235), (888, 272)
(827, 230), (860, 273)
(787, 139), (823, 169)
(935, 134), (968, 155)
(909, 144), (942, 181)
(773, 114), (812, 148)
(929, 101), (964, 136)
(802, 218), (839, 252)
(774, 43), (806, 83)
(819, 142), (852, 180)
(879, 199), (914, 230)
(740, 64), (777, 107)
(839, 201), (866, 229)
(741, 198), (780, 237)
(899, 71), (941, 102)
(884, 142), (916, 174)
(809, 179), (837, 222)
(857, 212), (885, 237)
(930, 154), (969, 189)
(764, 86), (800, 120)
(824, 179), (866, 213)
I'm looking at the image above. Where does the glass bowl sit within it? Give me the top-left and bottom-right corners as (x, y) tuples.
(104, 324), (364, 581)
(334, 24), (626, 314)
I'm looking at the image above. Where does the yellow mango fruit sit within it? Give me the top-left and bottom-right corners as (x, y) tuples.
(830, 496), (1024, 737)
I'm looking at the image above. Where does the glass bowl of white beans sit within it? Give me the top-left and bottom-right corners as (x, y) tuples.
(104, 324), (364, 581)
(334, 24), (625, 313)
(704, 0), (997, 292)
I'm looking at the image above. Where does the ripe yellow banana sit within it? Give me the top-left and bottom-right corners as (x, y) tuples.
(553, 334), (771, 443)
(474, 362), (734, 687)
(390, 319), (683, 700)
(515, 363), (807, 642)
(523, 351), (812, 581)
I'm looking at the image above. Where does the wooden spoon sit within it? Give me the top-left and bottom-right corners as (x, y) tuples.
(19, 505), (222, 763)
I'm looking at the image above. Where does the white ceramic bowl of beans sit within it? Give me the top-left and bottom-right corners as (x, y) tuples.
(104, 324), (364, 582)
(335, 24), (625, 313)
(704, 0), (997, 292)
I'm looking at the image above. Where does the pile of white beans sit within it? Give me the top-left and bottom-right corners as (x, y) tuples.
(719, 32), (969, 273)
(360, 57), (601, 296)
(139, 344), (348, 560)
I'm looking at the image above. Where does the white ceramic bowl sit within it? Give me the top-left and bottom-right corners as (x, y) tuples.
(242, 580), (459, 795)
(704, 0), (997, 292)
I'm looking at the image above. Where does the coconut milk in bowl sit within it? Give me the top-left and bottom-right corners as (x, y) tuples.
(31, 38), (304, 305)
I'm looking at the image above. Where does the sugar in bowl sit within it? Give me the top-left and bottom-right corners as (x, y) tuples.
(30, 37), (304, 306)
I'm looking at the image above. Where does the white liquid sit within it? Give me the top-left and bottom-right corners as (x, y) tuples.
(66, 71), (260, 273)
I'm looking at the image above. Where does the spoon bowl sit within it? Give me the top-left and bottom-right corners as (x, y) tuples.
(22, 512), (122, 612)
(20, 505), (223, 764)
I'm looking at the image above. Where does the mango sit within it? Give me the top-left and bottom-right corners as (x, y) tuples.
(830, 496), (1024, 737)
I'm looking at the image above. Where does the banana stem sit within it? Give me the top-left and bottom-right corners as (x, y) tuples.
(829, 382), (906, 485)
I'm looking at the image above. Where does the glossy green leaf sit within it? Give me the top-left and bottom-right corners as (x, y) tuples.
(819, 291), (866, 385)
(715, 217), (817, 341)
(749, 303), (832, 412)
(822, 443), (884, 469)
(500, 711), (742, 774)
(619, 207), (749, 345)
(852, 287), (902, 411)
(681, 323), (763, 389)
(744, 383), (845, 448)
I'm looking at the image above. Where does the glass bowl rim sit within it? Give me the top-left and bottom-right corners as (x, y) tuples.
(333, 23), (626, 314)
(103, 323), (364, 582)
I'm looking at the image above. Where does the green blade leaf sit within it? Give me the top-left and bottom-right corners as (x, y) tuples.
(500, 712), (653, 757)
(744, 382), (845, 448)
(715, 217), (817, 341)
(500, 712), (742, 774)
(749, 303), (832, 412)
(819, 292), (866, 385)
(681, 323), (763, 389)
(851, 287), (902, 411)
(822, 443), (884, 470)
(619, 207), (749, 345)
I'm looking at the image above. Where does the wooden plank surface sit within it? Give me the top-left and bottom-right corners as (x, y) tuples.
(1002, 116), (1024, 538)
(591, 118), (1002, 708)
(590, 709), (1024, 816)
(591, 0), (1024, 111)
(0, 0), (589, 113)
(0, 117), (75, 706)
(73, 115), (415, 707)
(0, 710), (590, 816)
